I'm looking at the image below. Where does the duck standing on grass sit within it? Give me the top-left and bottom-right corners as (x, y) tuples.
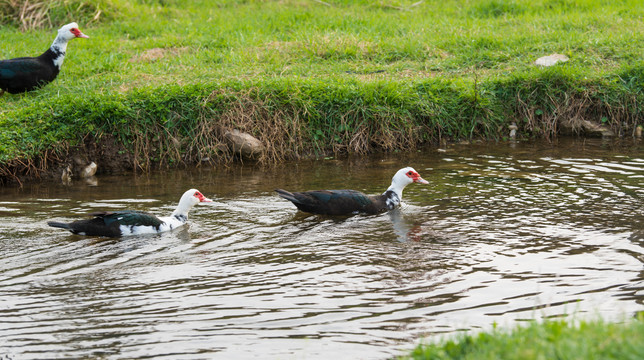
(47, 189), (212, 237)
(275, 167), (429, 216)
(0, 22), (89, 96)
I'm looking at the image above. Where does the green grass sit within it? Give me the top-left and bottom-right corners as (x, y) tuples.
(404, 316), (644, 360)
(0, 0), (643, 180)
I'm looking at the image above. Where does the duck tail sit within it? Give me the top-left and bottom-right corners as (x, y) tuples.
(47, 221), (71, 229)
(275, 189), (299, 204)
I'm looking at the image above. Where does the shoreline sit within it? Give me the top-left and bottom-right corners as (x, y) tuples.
(1, 72), (642, 185)
(2, 132), (642, 188)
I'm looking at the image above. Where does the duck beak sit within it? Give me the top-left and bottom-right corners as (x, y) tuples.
(415, 177), (429, 184)
(72, 28), (89, 38)
(195, 193), (213, 202)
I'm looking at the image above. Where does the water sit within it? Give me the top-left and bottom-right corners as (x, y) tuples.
(1, 139), (643, 359)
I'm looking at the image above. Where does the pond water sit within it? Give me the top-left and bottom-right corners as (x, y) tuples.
(0, 139), (643, 359)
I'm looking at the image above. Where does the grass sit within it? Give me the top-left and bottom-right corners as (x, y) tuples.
(0, 0), (643, 181)
(403, 316), (644, 360)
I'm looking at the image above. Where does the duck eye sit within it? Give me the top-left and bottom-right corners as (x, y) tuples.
(407, 171), (413, 176)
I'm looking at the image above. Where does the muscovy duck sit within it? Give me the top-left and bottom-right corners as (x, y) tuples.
(47, 189), (212, 237)
(275, 167), (428, 216)
(0, 22), (89, 95)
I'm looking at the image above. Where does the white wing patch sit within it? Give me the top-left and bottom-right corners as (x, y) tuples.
(118, 215), (188, 236)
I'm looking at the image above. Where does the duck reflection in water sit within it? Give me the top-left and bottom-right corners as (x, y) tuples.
(388, 207), (424, 242)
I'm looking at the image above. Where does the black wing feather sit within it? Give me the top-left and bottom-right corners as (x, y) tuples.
(91, 210), (164, 227)
(0, 50), (58, 93)
(48, 210), (164, 237)
(275, 189), (387, 215)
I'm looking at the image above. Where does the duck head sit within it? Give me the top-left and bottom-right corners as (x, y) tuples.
(173, 189), (213, 217)
(58, 22), (89, 41)
(386, 167), (428, 199)
(392, 167), (429, 186)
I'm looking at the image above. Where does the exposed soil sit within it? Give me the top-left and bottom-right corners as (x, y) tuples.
(128, 47), (189, 63)
(1, 135), (134, 186)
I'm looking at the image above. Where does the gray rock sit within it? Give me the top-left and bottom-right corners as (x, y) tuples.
(224, 129), (265, 160)
(535, 54), (569, 67)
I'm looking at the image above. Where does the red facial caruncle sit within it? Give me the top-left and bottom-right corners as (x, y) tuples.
(194, 191), (213, 202)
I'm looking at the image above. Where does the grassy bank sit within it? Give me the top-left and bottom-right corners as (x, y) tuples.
(0, 0), (643, 182)
(403, 316), (644, 360)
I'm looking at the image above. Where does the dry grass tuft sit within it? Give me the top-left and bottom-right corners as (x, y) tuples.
(515, 89), (639, 139)
(200, 89), (308, 164)
(0, 0), (102, 30)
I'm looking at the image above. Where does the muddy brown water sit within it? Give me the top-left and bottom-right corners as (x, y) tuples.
(1, 139), (643, 359)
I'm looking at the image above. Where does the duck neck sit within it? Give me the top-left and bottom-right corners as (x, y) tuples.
(384, 182), (404, 202)
(172, 202), (194, 222)
(50, 36), (69, 69)
(383, 183), (404, 209)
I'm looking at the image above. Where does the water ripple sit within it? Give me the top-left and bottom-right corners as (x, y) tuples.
(0, 139), (643, 359)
